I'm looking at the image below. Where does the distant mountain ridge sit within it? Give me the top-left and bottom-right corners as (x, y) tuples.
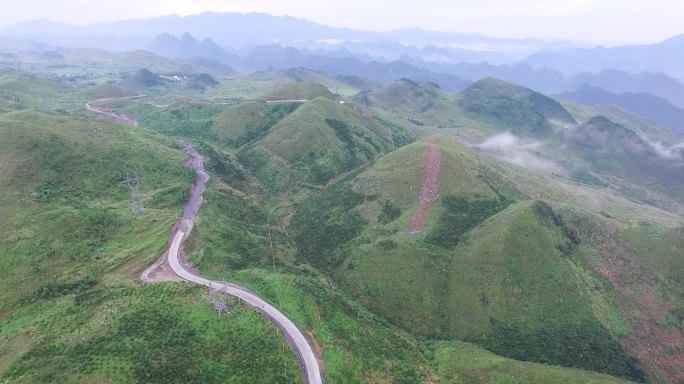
(2, 12), (684, 109)
(559, 85), (684, 134)
(524, 34), (684, 80)
(0, 12), (581, 61)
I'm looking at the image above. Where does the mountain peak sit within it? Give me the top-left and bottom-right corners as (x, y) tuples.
(459, 77), (576, 137)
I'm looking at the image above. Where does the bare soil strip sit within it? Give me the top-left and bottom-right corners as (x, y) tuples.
(408, 136), (442, 233)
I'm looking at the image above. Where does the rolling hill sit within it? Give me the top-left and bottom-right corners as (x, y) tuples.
(559, 85), (684, 134)
(290, 135), (683, 382)
(3, 59), (684, 384)
(562, 115), (684, 208)
(238, 96), (413, 190)
(458, 77), (576, 137)
(0, 108), (307, 383)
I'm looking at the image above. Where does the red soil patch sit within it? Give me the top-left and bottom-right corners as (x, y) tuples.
(408, 137), (442, 233)
(306, 300), (326, 372)
(573, 213), (684, 383)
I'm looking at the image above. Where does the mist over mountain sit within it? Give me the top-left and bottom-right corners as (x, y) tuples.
(3, 8), (684, 382)
(559, 85), (684, 134)
(564, 69), (684, 108)
(524, 34), (684, 80)
(0, 12), (572, 61)
(2, 12), (684, 108)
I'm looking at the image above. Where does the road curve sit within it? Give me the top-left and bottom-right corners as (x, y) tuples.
(84, 96), (145, 126)
(167, 229), (322, 384)
(86, 100), (323, 383)
(168, 143), (323, 384)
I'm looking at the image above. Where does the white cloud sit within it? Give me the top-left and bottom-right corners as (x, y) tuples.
(0, 0), (682, 45)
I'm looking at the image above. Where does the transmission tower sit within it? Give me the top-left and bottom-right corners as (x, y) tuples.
(208, 282), (230, 316)
(607, 175), (614, 193)
(121, 173), (146, 215)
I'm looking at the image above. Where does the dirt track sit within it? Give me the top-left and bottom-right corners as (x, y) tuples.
(408, 136), (442, 233)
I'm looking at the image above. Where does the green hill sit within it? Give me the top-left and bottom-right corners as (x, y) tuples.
(267, 81), (334, 100)
(123, 68), (166, 89)
(563, 115), (684, 209)
(361, 78), (441, 113)
(283, 67), (381, 97)
(0, 110), (302, 383)
(354, 78), (464, 129)
(86, 83), (136, 99)
(0, 74), (78, 113)
(238, 96), (414, 190)
(458, 77), (576, 137)
(3, 65), (684, 384)
(213, 100), (299, 147)
(288, 136), (684, 382)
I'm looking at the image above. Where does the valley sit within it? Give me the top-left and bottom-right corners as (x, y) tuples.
(1, 28), (684, 384)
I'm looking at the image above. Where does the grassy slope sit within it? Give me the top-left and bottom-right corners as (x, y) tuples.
(563, 115), (684, 211)
(289, 136), (666, 381)
(4, 68), (682, 383)
(0, 109), (302, 382)
(0, 74), (81, 113)
(212, 100), (299, 147)
(458, 77), (576, 138)
(270, 81), (334, 100)
(432, 341), (635, 384)
(360, 78), (467, 130)
(178, 133), (641, 383)
(238, 96), (410, 191)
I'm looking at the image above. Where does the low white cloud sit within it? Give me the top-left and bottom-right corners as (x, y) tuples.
(474, 132), (566, 174)
(649, 141), (684, 160)
(1, 0), (684, 45)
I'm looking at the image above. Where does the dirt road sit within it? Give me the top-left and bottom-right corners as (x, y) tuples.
(408, 136), (442, 233)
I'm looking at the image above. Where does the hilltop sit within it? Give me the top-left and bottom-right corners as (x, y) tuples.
(559, 84), (684, 134)
(238, 96), (412, 190)
(458, 77), (576, 137)
(2, 60), (684, 384)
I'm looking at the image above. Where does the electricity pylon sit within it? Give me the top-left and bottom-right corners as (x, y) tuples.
(208, 281), (230, 316)
(121, 173), (145, 215)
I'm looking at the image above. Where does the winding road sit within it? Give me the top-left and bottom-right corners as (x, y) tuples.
(168, 142), (322, 384)
(84, 96), (145, 126)
(87, 100), (323, 384)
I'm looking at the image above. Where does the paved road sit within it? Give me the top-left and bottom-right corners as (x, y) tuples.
(168, 143), (323, 384)
(84, 96), (145, 126)
(87, 100), (323, 383)
(167, 228), (322, 384)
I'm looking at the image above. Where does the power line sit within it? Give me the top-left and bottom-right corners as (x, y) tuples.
(208, 280), (230, 316)
(121, 173), (146, 215)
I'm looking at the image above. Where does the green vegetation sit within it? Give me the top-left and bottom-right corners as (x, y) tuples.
(269, 81), (334, 100)
(427, 195), (512, 247)
(213, 101), (299, 147)
(238, 97), (408, 190)
(458, 77), (576, 137)
(122, 102), (224, 139)
(290, 181), (371, 270)
(2, 63), (684, 384)
(124, 68), (166, 89)
(3, 282), (301, 384)
(482, 320), (644, 381)
(0, 106), (302, 383)
(431, 341), (636, 383)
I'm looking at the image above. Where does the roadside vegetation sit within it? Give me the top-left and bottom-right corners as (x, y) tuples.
(1, 62), (683, 384)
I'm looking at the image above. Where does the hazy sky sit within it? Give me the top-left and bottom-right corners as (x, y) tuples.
(1, 0), (682, 46)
